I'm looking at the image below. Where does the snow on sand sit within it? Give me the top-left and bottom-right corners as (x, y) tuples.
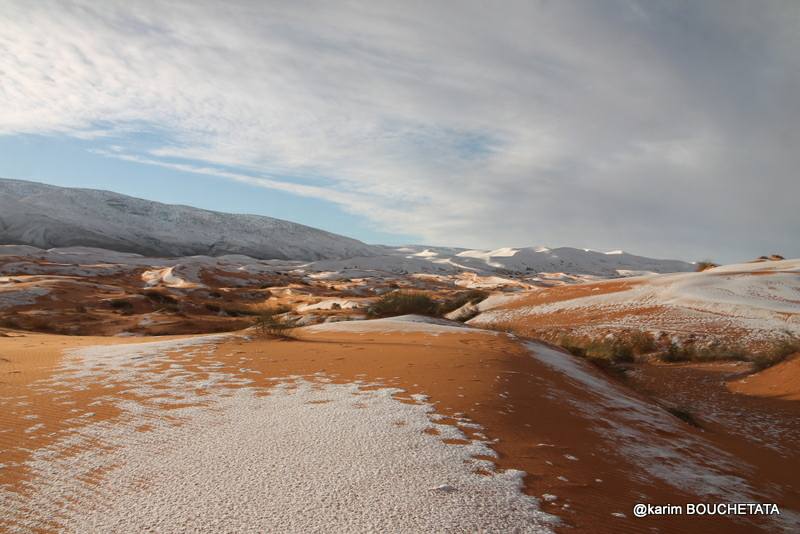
(472, 259), (800, 340)
(302, 314), (496, 335)
(1, 336), (555, 533)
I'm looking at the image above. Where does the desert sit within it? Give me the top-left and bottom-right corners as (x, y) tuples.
(2, 1), (799, 532)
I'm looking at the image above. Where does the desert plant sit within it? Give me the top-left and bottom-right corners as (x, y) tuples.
(696, 260), (719, 272)
(454, 307), (482, 323)
(661, 343), (692, 362)
(556, 335), (635, 364)
(628, 330), (657, 355)
(109, 298), (132, 309)
(665, 406), (702, 428)
(660, 342), (749, 363)
(584, 339), (634, 363)
(751, 338), (800, 371)
(254, 308), (294, 339)
(0, 316), (21, 329)
(694, 343), (749, 362)
(368, 291), (439, 318)
(142, 289), (178, 305)
(109, 298), (134, 314)
(438, 290), (489, 316)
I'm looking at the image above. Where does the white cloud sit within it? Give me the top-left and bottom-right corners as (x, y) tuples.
(1, 0), (798, 261)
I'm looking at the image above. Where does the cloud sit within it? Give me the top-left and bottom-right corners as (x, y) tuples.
(1, 0), (798, 261)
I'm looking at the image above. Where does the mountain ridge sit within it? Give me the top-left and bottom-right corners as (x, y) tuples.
(1, 178), (693, 274)
(0, 178), (379, 261)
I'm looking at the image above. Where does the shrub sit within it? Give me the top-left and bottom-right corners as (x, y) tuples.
(661, 343), (691, 362)
(629, 331), (656, 355)
(254, 307), (294, 339)
(0, 316), (21, 329)
(556, 335), (634, 364)
(696, 260), (719, 272)
(219, 303), (284, 317)
(585, 339), (634, 364)
(454, 307), (482, 323)
(368, 291), (439, 318)
(694, 343), (749, 362)
(438, 290), (489, 316)
(751, 338), (800, 371)
(661, 342), (749, 363)
(665, 406), (702, 428)
(142, 290), (178, 305)
(109, 298), (134, 313)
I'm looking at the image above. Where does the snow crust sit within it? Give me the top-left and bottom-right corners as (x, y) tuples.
(525, 343), (771, 504)
(310, 245), (693, 279)
(296, 298), (364, 311)
(302, 314), (490, 335)
(0, 178), (377, 261)
(473, 260), (800, 339)
(1, 336), (555, 533)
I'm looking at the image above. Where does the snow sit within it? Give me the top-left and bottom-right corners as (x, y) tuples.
(141, 266), (197, 288)
(443, 246), (692, 276)
(303, 315), (493, 335)
(524, 342), (763, 503)
(0, 179), (695, 280)
(0, 178), (377, 261)
(296, 298), (364, 312)
(473, 259), (800, 339)
(2, 336), (556, 533)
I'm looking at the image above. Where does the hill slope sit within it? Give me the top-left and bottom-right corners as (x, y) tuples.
(469, 258), (800, 343)
(0, 178), (694, 275)
(0, 178), (378, 260)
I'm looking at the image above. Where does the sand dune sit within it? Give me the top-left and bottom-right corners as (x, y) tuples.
(470, 259), (800, 345)
(2, 321), (798, 532)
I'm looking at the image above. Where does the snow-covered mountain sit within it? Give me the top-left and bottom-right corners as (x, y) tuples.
(0, 178), (694, 275)
(311, 245), (694, 277)
(0, 178), (378, 260)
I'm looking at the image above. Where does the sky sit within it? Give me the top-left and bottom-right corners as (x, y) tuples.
(1, 1), (798, 263)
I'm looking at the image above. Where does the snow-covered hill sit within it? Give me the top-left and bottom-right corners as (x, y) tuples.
(308, 245), (694, 279)
(0, 178), (694, 275)
(469, 258), (800, 342)
(0, 178), (378, 260)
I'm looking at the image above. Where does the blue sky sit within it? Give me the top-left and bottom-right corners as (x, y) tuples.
(0, 134), (413, 245)
(1, 1), (799, 263)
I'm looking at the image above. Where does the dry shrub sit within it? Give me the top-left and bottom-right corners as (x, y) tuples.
(254, 307), (294, 339)
(368, 291), (439, 318)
